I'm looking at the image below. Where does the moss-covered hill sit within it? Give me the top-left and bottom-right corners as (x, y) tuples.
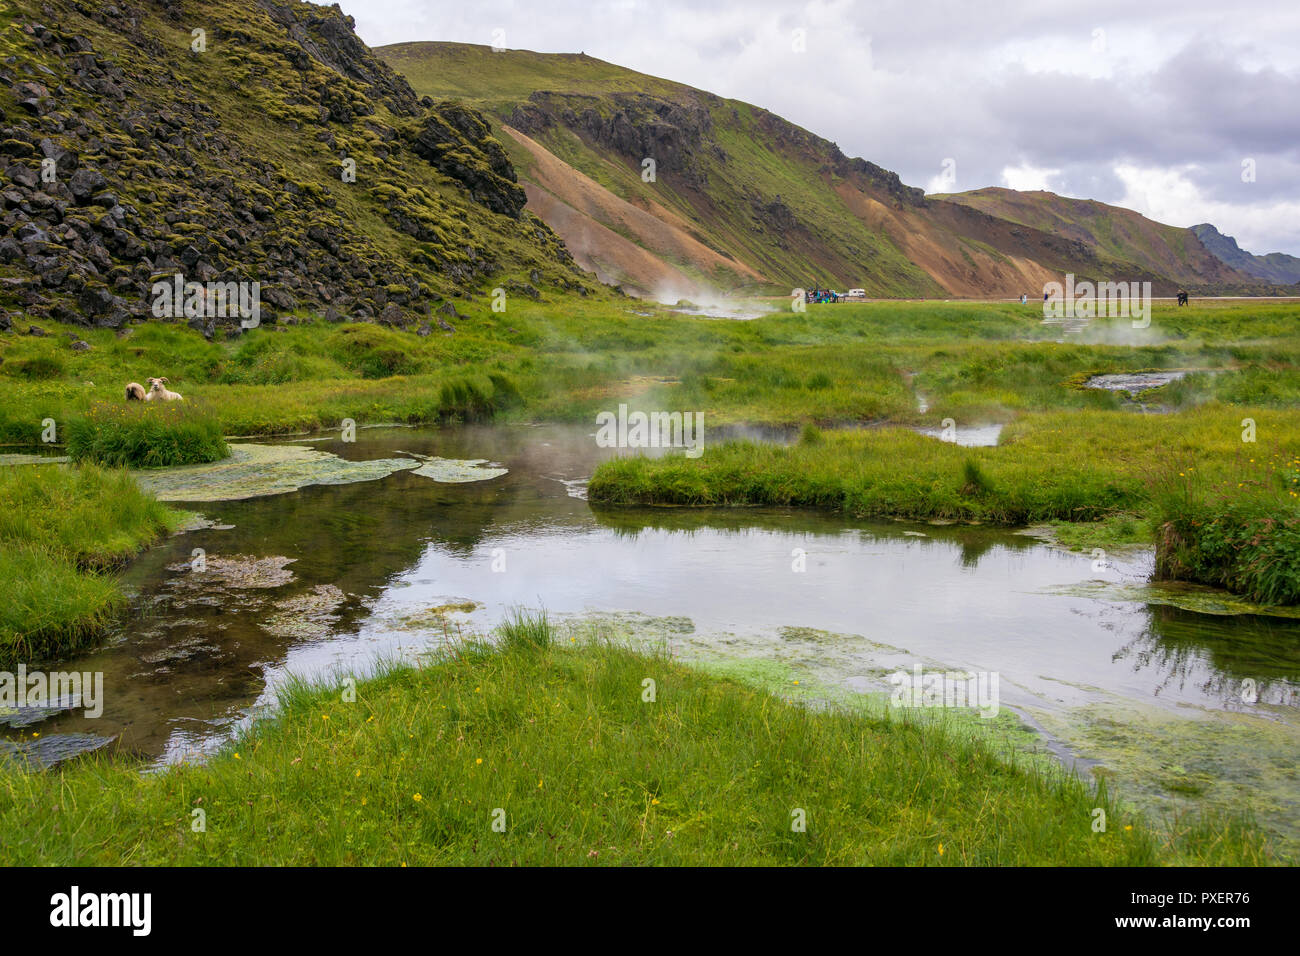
(0, 0), (598, 335)
(381, 41), (1262, 298)
(938, 187), (1256, 290)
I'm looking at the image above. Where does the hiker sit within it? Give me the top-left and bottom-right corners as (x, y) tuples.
(1020, 293), (1027, 304)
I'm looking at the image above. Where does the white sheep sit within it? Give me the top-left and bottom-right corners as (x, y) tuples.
(145, 377), (183, 401)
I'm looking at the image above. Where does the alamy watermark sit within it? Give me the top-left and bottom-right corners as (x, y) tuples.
(151, 273), (261, 329)
(595, 403), (704, 458)
(49, 886), (150, 936)
(889, 664), (1000, 718)
(1042, 274), (1152, 328)
(1, 665), (103, 718)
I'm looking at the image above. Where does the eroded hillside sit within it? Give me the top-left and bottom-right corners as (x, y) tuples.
(382, 41), (1262, 298)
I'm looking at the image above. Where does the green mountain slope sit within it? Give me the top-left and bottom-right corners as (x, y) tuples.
(380, 41), (1259, 298)
(0, 0), (595, 334)
(939, 188), (1252, 288)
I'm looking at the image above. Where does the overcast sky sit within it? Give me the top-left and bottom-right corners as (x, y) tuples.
(341, 0), (1300, 256)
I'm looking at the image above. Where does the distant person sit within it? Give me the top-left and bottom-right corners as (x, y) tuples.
(1020, 293), (1027, 304)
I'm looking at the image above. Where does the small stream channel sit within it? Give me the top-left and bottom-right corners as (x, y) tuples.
(3, 422), (1298, 855)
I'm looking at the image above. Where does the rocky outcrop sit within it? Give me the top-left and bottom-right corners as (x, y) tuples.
(256, 0), (421, 117)
(0, 0), (589, 333)
(1191, 223), (1300, 285)
(510, 91), (718, 190)
(409, 103), (527, 217)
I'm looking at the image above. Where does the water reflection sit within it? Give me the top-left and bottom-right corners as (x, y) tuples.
(1115, 604), (1300, 707)
(2, 423), (1295, 773)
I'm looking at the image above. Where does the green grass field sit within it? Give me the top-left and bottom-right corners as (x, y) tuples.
(0, 464), (185, 666)
(0, 616), (1272, 865)
(4, 300), (1298, 437)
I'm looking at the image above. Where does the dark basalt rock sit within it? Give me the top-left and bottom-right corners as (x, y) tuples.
(0, 0), (591, 329)
(510, 90), (715, 191)
(409, 103), (527, 218)
(67, 168), (106, 202)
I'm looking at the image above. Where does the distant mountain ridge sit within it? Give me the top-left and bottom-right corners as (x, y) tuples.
(1190, 224), (1300, 285)
(380, 41), (1264, 298)
(937, 188), (1249, 289)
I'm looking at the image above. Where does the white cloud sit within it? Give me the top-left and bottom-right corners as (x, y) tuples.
(1001, 164), (1062, 192)
(1114, 164), (1300, 253)
(340, 0), (1300, 254)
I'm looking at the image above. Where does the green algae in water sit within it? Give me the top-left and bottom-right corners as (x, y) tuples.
(1031, 700), (1300, 862)
(399, 451), (508, 483)
(1046, 580), (1300, 620)
(133, 443), (420, 502)
(695, 651), (1058, 770)
(165, 554), (297, 589)
(171, 512), (233, 533)
(556, 612), (1060, 778)
(396, 600), (483, 631)
(261, 585), (349, 640)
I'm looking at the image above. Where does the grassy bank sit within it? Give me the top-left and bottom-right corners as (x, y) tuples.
(0, 619), (1271, 865)
(1152, 455), (1300, 604)
(0, 320), (530, 446)
(66, 402), (230, 468)
(589, 407), (1300, 603)
(0, 464), (182, 666)
(3, 300), (1300, 444)
(591, 407), (1300, 519)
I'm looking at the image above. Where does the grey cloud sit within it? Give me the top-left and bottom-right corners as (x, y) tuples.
(342, 0), (1300, 253)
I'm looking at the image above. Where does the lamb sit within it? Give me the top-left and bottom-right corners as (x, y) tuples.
(145, 377), (183, 401)
(125, 382), (146, 401)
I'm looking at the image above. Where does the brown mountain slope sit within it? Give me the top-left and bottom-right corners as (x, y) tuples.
(505, 125), (761, 297)
(938, 188), (1253, 288)
(380, 41), (1261, 298)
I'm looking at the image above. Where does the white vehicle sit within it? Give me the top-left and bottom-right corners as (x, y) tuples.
(847, 289), (866, 298)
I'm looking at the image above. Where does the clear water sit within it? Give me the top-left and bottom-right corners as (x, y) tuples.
(5, 423), (1298, 852)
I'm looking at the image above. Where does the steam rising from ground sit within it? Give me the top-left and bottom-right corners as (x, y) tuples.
(1061, 320), (1176, 347)
(650, 280), (774, 320)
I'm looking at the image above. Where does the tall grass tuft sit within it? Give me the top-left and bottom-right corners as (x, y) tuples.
(0, 463), (181, 665)
(66, 401), (230, 468)
(960, 457), (992, 496)
(497, 607), (553, 652)
(1150, 452), (1300, 605)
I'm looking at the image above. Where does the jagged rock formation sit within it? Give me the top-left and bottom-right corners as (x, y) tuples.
(511, 91), (718, 192)
(0, 0), (593, 335)
(411, 102), (527, 217)
(1191, 224), (1300, 286)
